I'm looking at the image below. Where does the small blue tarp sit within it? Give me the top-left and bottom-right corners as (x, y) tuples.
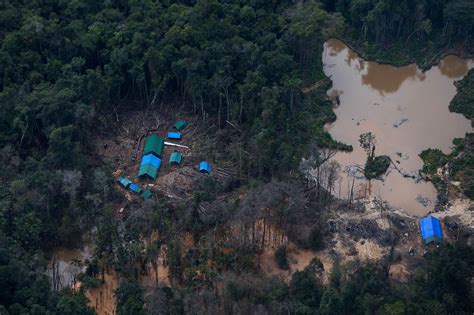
(419, 215), (443, 244)
(141, 154), (161, 169)
(168, 132), (182, 140)
(129, 183), (143, 194)
(199, 161), (211, 173)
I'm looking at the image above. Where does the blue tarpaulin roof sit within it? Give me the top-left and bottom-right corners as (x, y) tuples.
(419, 215), (443, 244)
(168, 132), (181, 140)
(129, 183), (143, 194)
(138, 154), (161, 179)
(199, 161), (211, 173)
(141, 154), (161, 169)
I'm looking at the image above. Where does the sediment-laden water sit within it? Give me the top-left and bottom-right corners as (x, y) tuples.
(323, 39), (473, 216)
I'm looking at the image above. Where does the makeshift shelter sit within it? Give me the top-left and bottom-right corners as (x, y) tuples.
(419, 215), (443, 244)
(117, 176), (132, 188)
(138, 164), (158, 179)
(199, 161), (211, 173)
(169, 152), (182, 165)
(141, 190), (152, 200)
(129, 183), (143, 194)
(138, 154), (161, 179)
(167, 132), (181, 140)
(174, 120), (187, 130)
(141, 154), (161, 168)
(143, 134), (164, 157)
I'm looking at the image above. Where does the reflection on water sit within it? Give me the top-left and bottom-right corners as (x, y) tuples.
(323, 39), (473, 216)
(361, 63), (424, 94)
(438, 55), (470, 78)
(47, 245), (92, 290)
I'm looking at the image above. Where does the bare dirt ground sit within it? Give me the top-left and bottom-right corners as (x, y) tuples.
(260, 244), (333, 284)
(97, 110), (208, 173)
(83, 107), (472, 313)
(389, 262), (410, 282)
(83, 107), (249, 314)
(256, 192), (470, 284)
(436, 198), (473, 228)
(95, 108), (232, 210)
(85, 270), (120, 315)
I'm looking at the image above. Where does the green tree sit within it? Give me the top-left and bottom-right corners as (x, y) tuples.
(274, 246), (289, 270)
(307, 226), (324, 250)
(56, 289), (95, 315)
(329, 260), (342, 289)
(289, 270), (323, 310)
(319, 288), (343, 315)
(380, 301), (406, 315)
(116, 279), (146, 315)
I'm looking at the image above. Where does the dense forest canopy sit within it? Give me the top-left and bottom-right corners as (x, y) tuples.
(0, 0), (341, 252)
(324, 0), (474, 44)
(0, 0), (473, 314)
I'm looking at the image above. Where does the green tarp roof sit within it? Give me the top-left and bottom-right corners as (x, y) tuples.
(117, 176), (133, 188)
(141, 190), (152, 200)
(169, 152), (182, 165)
(138, 163), (158, 179)
(174, 120), (187, 131)
(144, 134), (164, 157)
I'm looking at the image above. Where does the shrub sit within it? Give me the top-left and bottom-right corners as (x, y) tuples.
(364, 155), (390, 179)
(307, 226), (324, 250)
(274, 246), (289, 270)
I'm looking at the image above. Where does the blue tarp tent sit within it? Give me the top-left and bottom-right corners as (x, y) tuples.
(138, 154), (161, 179)
(129, 183), (143, 194)
(141, 154), (161, 168)
(168, 132), (181, 140)
(419, 215), (443, 244)
(199, 161), (211, 173)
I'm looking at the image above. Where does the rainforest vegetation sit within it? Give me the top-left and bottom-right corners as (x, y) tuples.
(0, 0), (473, 314)
(420, 68), (474, 203)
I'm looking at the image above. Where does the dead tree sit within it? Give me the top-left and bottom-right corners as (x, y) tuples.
(51, 257), (62, 291)
(300, 144), (337, 207)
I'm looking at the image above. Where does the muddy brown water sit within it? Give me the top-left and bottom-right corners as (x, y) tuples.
(323, 39), (473, 216)
(47, 244), (92, 290)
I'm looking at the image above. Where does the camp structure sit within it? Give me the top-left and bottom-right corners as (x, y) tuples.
(143, 134), (164, 157)
(169, 151), (182, 165)
(141, 190), (152, 200)
(419, 215), (443, 244)
(138, 154), (161, 179)
(174, 120), (188, 131)
(129, 183), (143, 194)
(199, 161), (211, 173)
(117, 176), (133, 188)
(167, 132), (182, 140)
